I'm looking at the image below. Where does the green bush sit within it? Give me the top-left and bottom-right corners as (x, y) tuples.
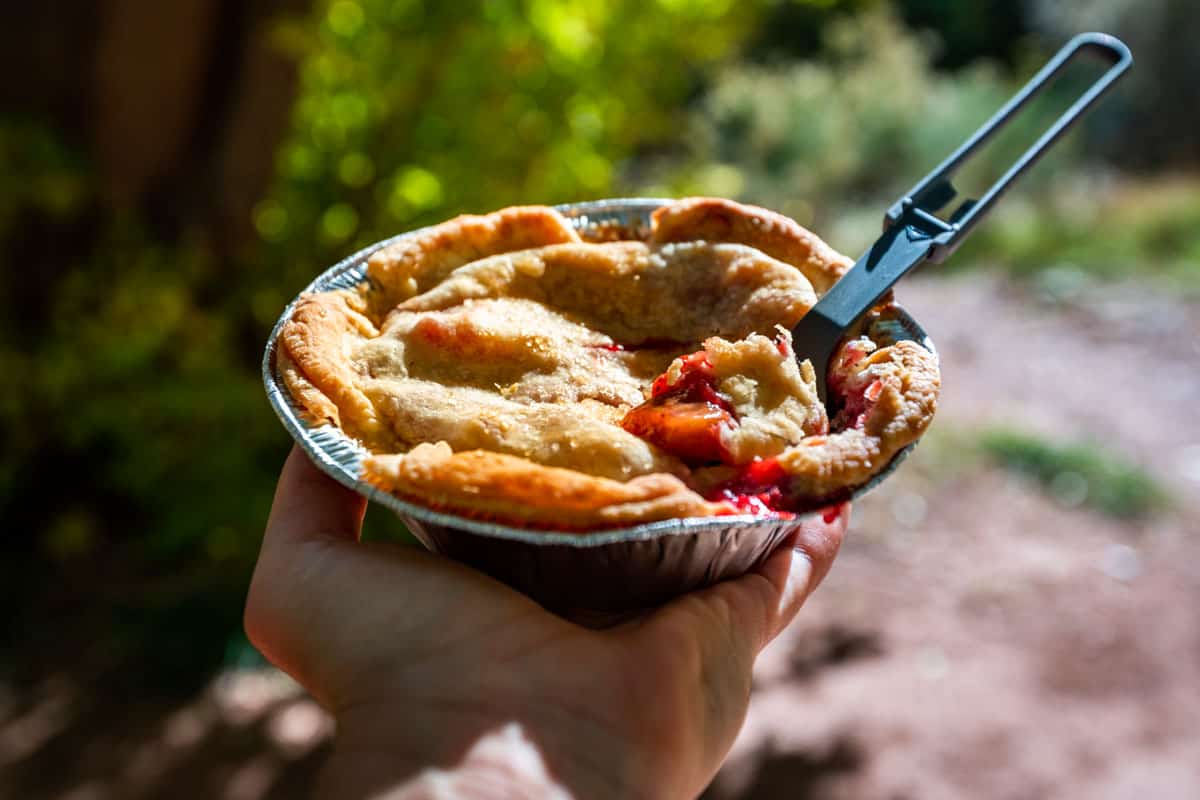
(649, 9), (1026, 247)
(963, 178), (1200, 286)
(647, 7), (1126, 266)
(979, 429), (1170, 520)
(253, 0), (779, 299)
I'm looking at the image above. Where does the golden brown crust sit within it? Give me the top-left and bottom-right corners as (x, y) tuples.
(277, 199), (939, 530)
(650, 197), (853, 294)
(366, 205), (581, 307)
(278, 347), (338, 426)
(395, 240), (817, 342)
(703, 332), (827, 464)
(777, 338), (940, 498)
(279, 290), (380, 433)
(363, 443), (726, 529)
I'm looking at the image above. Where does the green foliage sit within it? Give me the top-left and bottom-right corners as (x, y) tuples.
(0, 117), (91, 229)
(653, 7), (1105, 260)
(893, 0), (1031, 68)
(652, 9), (1013, 245)
(253, 0), (776, 300)
(643, 5), (1197, 287)
(979, 429), (1170, 520)
(0, 125), (284, 682)
(961, 178), (1200, 288)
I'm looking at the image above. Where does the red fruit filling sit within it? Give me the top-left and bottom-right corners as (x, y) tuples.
(832, 376), (884, 430)
(623, 349), (820, 517)
(623, 343), (885, 518)
(707, 456), (796, 517)
(622, 400), (735, 463)
(621, 352), (736, 464)
(648, 352), (733, 410)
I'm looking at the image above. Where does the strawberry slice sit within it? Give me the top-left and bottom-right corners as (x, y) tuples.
(622, 350), (736, 464)
(625, 350), (824, 517)
(707, 456), (795, 516)
(622, 396), (734, 463)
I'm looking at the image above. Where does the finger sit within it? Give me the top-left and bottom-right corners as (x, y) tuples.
(248, 447), (368, 702)
(614, 505), (848, 786)
(265, 445), (367, 546)
(751, 503), (850, 646)
(639, 503), (850, 667)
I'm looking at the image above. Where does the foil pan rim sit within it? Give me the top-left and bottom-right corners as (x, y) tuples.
(262, 198), (937, 549)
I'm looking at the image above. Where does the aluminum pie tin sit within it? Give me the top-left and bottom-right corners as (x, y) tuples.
(263, 198), (937, 615)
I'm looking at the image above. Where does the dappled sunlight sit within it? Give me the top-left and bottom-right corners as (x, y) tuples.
(710, 274), (1200, 798)
(223, 755), (280, 800)
(211, 669), (307, 728)
(266, 700), (334, 759)
(378, 722), (572, 799)
(0, 677), (77, 768)
(0, 669), (332, 799)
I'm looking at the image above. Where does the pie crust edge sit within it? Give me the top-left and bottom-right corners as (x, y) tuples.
(276, 198), (939, 530)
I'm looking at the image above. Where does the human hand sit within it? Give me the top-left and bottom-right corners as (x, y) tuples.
(245, 447), (848, 800)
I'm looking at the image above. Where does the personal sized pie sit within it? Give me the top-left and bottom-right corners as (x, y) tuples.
(278, 198), (939, 530)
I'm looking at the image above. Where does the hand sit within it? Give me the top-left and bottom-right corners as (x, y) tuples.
(245, 447), (848, 800)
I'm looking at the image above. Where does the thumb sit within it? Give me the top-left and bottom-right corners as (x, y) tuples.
(638, 504), (849, 672)
(245, 447), (367, 700)
(713, 503), (847, 654)
(615, 505), (848, 787)
(264, 445), (367, 547)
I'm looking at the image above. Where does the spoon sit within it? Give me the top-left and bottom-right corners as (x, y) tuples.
(792, 32), (1133, 403)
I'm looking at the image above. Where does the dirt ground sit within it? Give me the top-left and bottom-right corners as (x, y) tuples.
(3, 273), (1198, 799)
(703, 274), (1200, 800)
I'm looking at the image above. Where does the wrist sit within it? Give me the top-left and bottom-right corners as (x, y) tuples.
(319, 722), (571, 799)
(318, 703), (638, 800)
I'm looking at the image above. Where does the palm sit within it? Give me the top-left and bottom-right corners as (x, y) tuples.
(246, 448), (846, 799)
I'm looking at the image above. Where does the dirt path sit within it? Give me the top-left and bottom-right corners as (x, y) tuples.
(902, 274), (1200, 499)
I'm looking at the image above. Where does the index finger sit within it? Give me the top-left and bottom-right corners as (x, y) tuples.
(265, 445), (367, 546)
(639, 503), (850, 669)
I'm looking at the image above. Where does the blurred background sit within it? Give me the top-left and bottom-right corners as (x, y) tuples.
(2, 0), (1197, 797)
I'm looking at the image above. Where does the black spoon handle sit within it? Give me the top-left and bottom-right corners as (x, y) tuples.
(888, 31), (1133, 263)
(795, 32), (1133, 402)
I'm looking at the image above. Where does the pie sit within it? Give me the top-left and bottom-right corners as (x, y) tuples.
(277, 198), (939, 530)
